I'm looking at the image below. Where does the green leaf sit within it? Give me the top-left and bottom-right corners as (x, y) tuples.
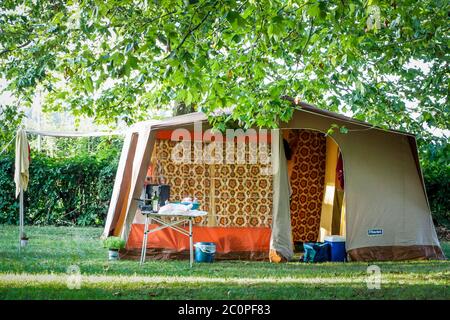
(226, 11), (247, 30)
(84, 76), (94, 93)
(127, 55), (139, 69)
(306, 3), (321, 18)
(339, 126), (349, 134)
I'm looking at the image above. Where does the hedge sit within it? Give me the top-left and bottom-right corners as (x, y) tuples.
(421, 141), (450, 228)
(0, 153), (118, 226)
(0, 150), (448, 228)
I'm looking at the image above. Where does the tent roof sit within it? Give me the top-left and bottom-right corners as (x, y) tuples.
(295, 102), (414, 137)
(132, 104), (414, 137)
(152, 112), (208, 128)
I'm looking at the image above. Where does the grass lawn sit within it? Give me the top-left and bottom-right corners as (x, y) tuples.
(0, 225), (448, 300)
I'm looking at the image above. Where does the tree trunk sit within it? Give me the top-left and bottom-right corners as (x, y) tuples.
(174, 102), (195, 116)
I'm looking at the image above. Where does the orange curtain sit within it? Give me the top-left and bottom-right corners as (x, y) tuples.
(285, 130), (326, 242)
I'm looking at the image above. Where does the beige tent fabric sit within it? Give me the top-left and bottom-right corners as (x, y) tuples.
(269, 130), (294, 260)
(120, 125), (156, 242)
(319, 136), (339, 242)
(103, 131), (138, 237)
(283, 109), (442, 253)
(153, 112), (207, 128)
(15, 129), (29, 198)
(103, 121), (161, 238)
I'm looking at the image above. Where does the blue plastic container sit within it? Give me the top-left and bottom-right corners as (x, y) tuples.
(174, 201), (200, 210)
(181, 202), (200, 210)
(303, 242), (331, 263)
(194, 242), (216, 263)
(324, 236), (346, 262)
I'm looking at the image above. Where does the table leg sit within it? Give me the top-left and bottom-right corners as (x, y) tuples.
(140, 215), (149, 265)
(189, 217), (193, 268)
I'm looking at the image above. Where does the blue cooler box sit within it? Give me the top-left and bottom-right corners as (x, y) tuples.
(324, 236), (346, 262)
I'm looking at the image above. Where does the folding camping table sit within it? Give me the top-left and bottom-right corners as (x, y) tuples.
(139, 208), (208, 267)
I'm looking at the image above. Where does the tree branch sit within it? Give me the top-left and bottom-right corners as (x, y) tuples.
(0, 39), (32, 56)
(166, 7), (214, 58)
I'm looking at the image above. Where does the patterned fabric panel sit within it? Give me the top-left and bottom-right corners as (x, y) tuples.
(151, 139), (273, 227)
(152, 140), (209, 225)
(286, 130), (326, 242)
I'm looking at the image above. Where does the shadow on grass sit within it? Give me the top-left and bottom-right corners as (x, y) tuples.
(1, 248), (449, 279)
(0, 224), (449, 301)
(1, 281), (449, 300)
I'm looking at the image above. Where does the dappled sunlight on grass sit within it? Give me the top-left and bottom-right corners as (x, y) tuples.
(0, 225), (448, 299)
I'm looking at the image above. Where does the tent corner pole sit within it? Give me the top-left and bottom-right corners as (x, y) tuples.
(19, 186), (24, 252)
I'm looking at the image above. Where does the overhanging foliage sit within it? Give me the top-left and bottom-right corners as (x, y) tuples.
(0, 0), (448, 138)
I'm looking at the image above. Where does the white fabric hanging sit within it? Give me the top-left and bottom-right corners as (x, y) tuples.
(14, 129), (29, 198)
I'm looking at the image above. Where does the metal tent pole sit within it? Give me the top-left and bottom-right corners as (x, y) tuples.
(19, 186), (24, 252)
(140, 215), (150, 265)
(189, 217), (193, 268)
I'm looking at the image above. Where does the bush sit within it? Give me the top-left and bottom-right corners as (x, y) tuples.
(421, 140), (450, 228)
(0, 151), (119, 227)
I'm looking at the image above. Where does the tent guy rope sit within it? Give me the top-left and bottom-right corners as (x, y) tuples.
(0, 135), (16, 157)
(25, 129), (125, 137)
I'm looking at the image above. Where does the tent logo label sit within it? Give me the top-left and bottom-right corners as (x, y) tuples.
(368, 229), (383, 236)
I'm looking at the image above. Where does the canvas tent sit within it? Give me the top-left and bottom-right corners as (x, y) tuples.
(103, 104), (445, 261)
